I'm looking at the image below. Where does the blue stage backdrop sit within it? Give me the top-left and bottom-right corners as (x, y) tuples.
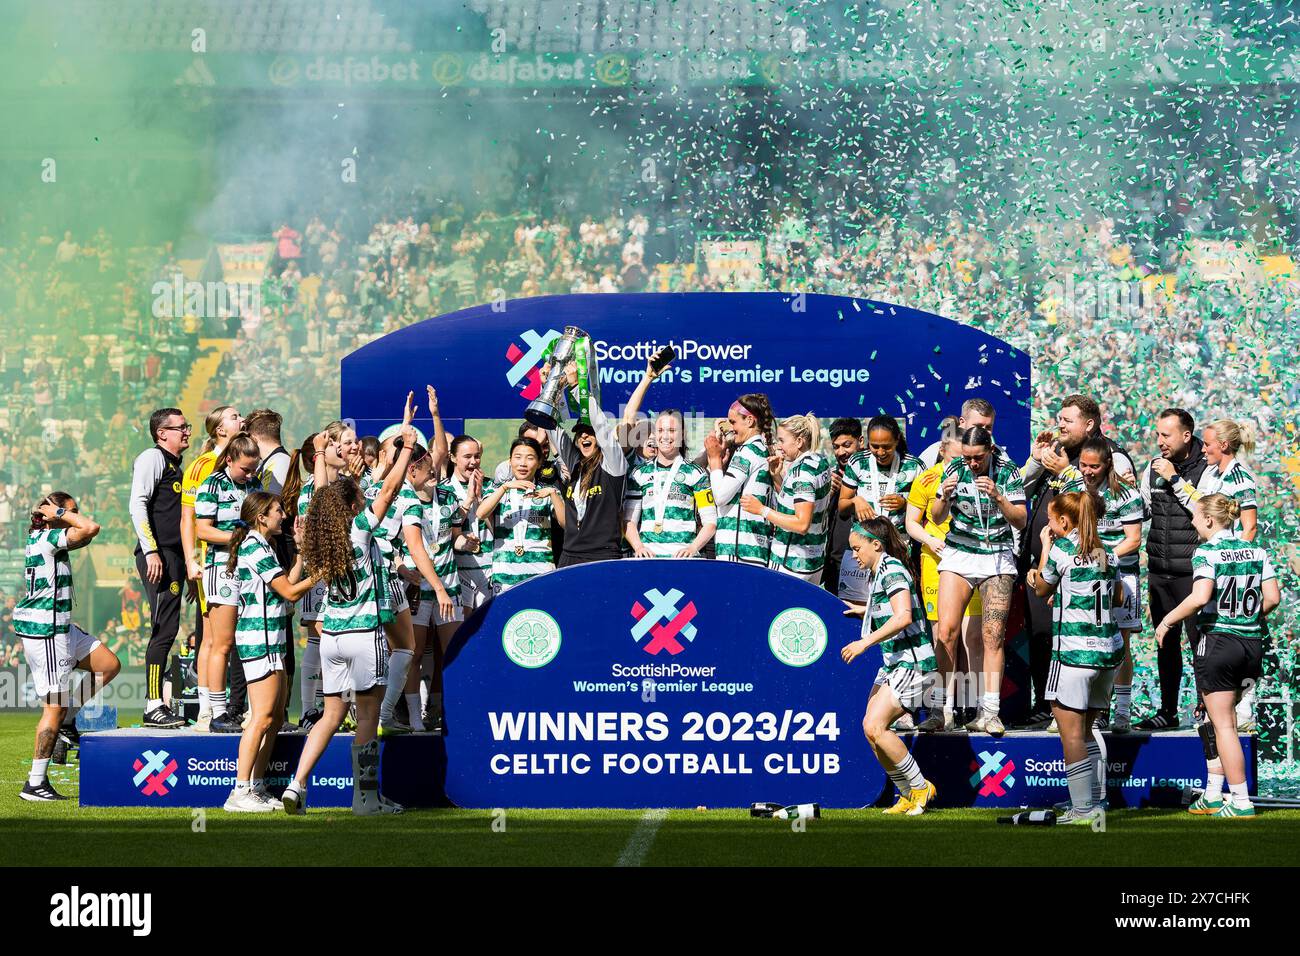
(443, 559), (887, 809)
(340, 292), (1031, 461)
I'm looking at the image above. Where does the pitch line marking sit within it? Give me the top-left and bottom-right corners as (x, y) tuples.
(616, 808), (668, 867)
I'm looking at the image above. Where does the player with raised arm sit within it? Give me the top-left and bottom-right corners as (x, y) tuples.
(1154, 494), (1281, 819)
(18, 494), (119, 801)
(1026, 491), (1122, 825)
(281, 395), (418, 815)
(923, 425), (1027, 734)
(841, 517), (937, 816)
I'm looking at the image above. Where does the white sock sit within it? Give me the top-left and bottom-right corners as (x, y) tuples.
(1113, 683), (1132, 719)
(405, 694), (425, 731)
(1205, 771), (1225, 798)
(1228, 781), (1251, 809)
(29, 757), (50, 787)
(1066, 758), (1093, 811)
(209, 688), (228, 719)
(895, 752), (927, 792)
(300, 640), (321, 714)
(379, 650), (413, 722)
(145, 698), (162, 713)
(235, 779), (251, 791)
(981, 691), (999, 717)
(198, 687), (211, 717)
(1087, 726), (1108, 805)
(285, 777), (306, 796)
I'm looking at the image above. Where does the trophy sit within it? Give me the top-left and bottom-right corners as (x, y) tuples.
(525, 325), (588, 430)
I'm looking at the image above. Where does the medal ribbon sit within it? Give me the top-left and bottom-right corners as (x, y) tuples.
(651, 456), (685, 533)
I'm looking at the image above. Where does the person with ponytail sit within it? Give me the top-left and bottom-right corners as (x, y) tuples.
(625, 409), (717, 559)
(294, 419), (364, 729)
(704, 392), (776, 566)
(194, 433), (262, 733)
(17, 493), (118, 801)
(745, 412), (831, 582)
(281, 396), (418, 816)
(220, 492), (317, 812)
(1166, 418), (1258, 542)
(1026, 490), (1122, 825)
(180, 404), (242, 730)
(840, 516), (937, 816)
(447, 434), (493, 611)
(923, 424), (1026, 734)
(1072, 437), (1146, 733)
(1154, 494), (1280, 819)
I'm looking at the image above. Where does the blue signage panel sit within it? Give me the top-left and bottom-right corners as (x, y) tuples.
(443, 559), (888, 809)
(341, 292), (1031, 461)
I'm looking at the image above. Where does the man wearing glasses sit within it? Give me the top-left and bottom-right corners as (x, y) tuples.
(129, 408), (190, 728)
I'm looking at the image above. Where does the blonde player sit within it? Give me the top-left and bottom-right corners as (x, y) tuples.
(745, 412), (831, 583)
(1155, 495), (1280, 818)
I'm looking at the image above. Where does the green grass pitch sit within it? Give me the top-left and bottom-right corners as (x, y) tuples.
(2, 713), (1298, 867)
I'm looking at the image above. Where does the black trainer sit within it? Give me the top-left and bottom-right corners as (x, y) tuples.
(1134, 711), (1179, 732)
(423, 711), (445, 737)
(210, 713), (243, 734)
(143, 705), (185, 729)
(59, 723), (82, 746)
(52, 737), (70, 766)
(298, 708), (323, 730)
(1013, 706), (1053, 730)
(20, 779), (68, 801)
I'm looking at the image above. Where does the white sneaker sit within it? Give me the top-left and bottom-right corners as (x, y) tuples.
(1046, 716), (1059, 734)
(281, 785), (305, 815)
(253, 785), (283, 810)
(1237, 715), (1256, 734)
(891, 713), (917, 732)
(224, 788), (274, 813)
(193, 713), (212, 732)
(966, 712), (1006, 735)
(1058, 805), (1103, 826)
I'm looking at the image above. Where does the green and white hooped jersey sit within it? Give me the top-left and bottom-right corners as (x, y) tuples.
(863, 555), (935, 673)
(194, 469), (261, 567)
(404, 483), (463, 599)
(14, 528), (72, 638)
(235, 531), (288, 658)
(1040, 532), (1123, 668)
(365, 480), (422, 559)
(321, 509), (390, 634)
(769, 451), (832, 575)
(296, 474), (317, 518)
(449, 474), (493, 572)
(1210, 460), (1258, 511)
(842, 451), (924, 533)
(1096, 481), (1145, 572)
(714, 435), (773, 564)
(1192, 530), (1276, 639)
(624, 457), (717, 557)
(487, 480), (555, 588)
(940, 455), (1025, 555)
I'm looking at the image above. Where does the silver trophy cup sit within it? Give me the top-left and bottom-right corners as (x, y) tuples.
(524, 325), (587, 430)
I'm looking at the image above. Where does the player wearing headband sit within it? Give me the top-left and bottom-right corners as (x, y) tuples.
(705, 394), (776, 566)
(841, 517), (937, 815)
(747, 412), (831, 582)
(922, 424), (1026, 734)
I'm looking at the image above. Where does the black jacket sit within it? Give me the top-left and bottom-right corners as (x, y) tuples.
(1144, 436), (1208, 577)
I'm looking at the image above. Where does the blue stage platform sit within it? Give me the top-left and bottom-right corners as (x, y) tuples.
(79, 726), (1252, 810)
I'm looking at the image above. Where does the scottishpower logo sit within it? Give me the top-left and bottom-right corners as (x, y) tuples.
(502, 609), (561, 668)
(970, 750), (1017, 797)
(630, 588), (698, 656)
(768, 608), (827, 667)
(505, 328), (561, 400)
(133, 749), (179, 797)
